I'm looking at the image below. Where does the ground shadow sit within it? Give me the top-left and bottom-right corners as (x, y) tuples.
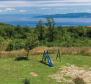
(15, 56), (29, 61)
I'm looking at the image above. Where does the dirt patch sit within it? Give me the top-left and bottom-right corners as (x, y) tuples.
(30, 72), (38, 77)
(49, 65), (91, 84)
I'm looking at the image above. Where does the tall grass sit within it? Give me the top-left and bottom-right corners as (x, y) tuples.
(0, 49), (27, 58)
(31, 47), (91, 56)
(0, 47), (91, 58)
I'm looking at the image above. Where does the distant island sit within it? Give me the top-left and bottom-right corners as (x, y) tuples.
(35, 13), (91, 18)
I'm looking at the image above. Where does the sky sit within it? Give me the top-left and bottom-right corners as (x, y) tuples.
(0, 0), (91, 15)
(0, 0), (91, 26)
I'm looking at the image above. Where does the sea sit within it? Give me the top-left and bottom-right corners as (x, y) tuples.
(0, 14), (91, 27)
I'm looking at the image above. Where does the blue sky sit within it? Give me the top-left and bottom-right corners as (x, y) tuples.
(0, 0), (91, 15)
(0, 0), (91, 26)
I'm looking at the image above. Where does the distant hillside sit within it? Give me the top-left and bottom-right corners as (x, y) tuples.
(35, 13), (91, 18)
(0, 22), (14, 27)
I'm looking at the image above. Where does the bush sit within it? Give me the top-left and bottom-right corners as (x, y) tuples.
(6, 39), (26, 51)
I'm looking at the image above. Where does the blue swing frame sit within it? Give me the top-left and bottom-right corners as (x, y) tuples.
(42, 50), (54, 67)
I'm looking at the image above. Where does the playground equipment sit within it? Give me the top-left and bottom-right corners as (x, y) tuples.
(41, 49), (61, 67)
(41, 50), (54, 67)
(56, 49), (61, 62)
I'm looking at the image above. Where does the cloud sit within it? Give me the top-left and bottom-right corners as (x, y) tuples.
(0, 0), (91, 8)
(0, 0), (91, 14)
(5, 8), (16, 11)
(0, 10), (3, 12)
(0, 1), (30, 7)
(0, 7), (16, 12)
(64, 0), (91, 2)
(0, 7), (28, 14)
(18, 9), (28, 13)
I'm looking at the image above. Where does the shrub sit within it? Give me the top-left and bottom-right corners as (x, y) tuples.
(6, 39), (26, 51)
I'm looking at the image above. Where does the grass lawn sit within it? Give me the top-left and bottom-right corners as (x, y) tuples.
(0, 54), (91, 84)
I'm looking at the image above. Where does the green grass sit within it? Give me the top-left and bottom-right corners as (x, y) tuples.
(0, 55), (91, 84)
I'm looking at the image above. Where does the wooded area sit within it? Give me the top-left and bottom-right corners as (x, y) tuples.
(0, 18), (91, 51)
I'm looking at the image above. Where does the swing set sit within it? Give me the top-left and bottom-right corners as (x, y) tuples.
(41, 49), (61, 67)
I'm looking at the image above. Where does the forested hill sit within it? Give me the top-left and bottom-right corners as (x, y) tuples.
(0, 20), (91, 51)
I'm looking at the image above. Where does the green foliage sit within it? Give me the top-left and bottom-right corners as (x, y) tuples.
(46, 18), (56, 42)
(6, 39), (26, 51)
(0, 20), (91, 51)
(36, 20), (45, 41)
(0, 36), (4, 43)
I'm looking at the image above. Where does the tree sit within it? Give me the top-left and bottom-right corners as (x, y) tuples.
(36, 20), (45, 41)
(25, 30), (39, 49)
(46, 18), (56, 42)
(4, 26), (15, 38)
